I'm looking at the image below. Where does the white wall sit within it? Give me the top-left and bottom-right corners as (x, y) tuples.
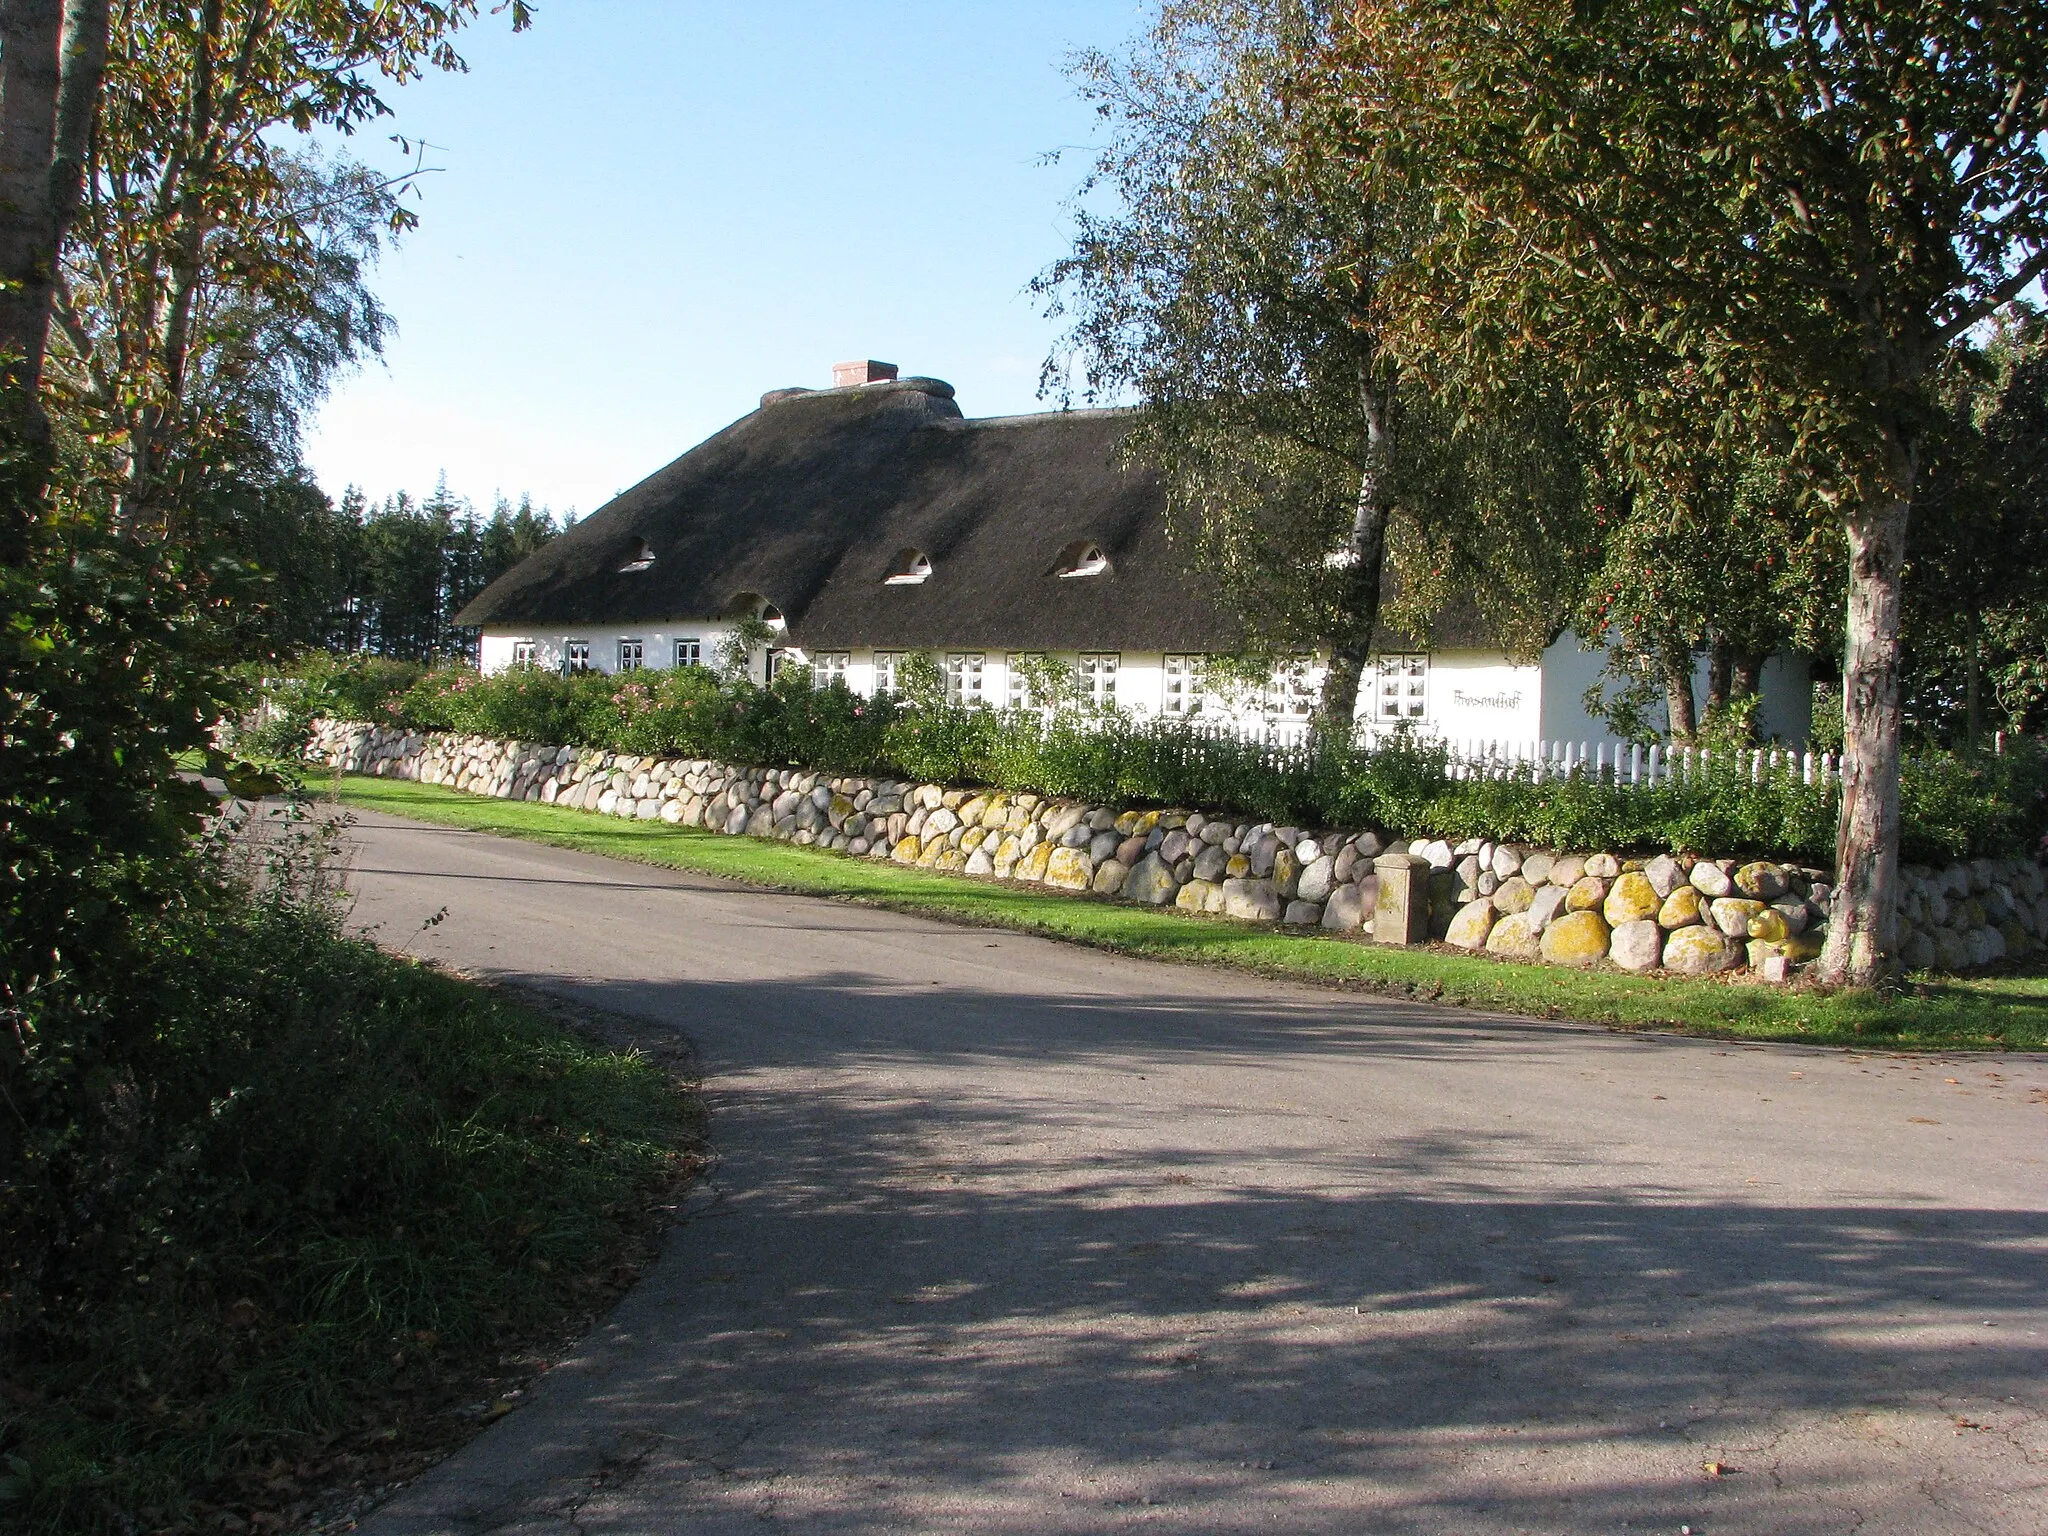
(480, 621), (751, 678)
(484, 626), (1815, 748)
(1423, 652), (1545, 746)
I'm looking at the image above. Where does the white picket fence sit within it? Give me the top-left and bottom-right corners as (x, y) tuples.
(1429, 737), (1843, 787)
(1183, 717), (1845, 788)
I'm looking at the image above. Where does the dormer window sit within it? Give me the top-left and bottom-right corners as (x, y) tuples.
(883, 548), (932, 586)
(1053, 540), (1109, 578)
(619, 538), (656, 572)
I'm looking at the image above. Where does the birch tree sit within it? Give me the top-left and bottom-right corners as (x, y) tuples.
(1037, 0), (1428, 732)
(0, 0), (108, 557)
(1337, 0), (2048, 987)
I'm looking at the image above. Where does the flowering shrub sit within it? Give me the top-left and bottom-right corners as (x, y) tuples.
(275, 657), (2047, 862)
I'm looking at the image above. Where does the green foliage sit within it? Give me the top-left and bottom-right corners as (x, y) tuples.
(1, 818), (689, 1533)
(281, 658), (2045, 862)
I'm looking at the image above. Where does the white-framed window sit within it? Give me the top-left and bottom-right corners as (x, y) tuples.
(1271, 656), (1316, 719)
(1006, 652), (1045, 709)
(565, 641), (591, 675)
(674, 637), (701, 668)
(511, 641), (538, 669)
(944, 652), (985, 707)
(1077, 652), (1120, 711)
(873, 651), (903, 695)
(1163, 654), (1201, 717)
(618, 638), (644, 672)
(811, 651), (850, 688)
(1375, 654), (1428, 722)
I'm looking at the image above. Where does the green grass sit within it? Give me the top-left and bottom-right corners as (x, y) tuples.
(3, 901), (698, 1534)
(333, 773), (2048, 1052)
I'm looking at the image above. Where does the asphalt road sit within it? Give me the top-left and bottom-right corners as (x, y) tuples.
(341, 807), (2048, 1536)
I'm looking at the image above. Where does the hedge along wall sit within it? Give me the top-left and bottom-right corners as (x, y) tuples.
(308, 721), (2048, 979)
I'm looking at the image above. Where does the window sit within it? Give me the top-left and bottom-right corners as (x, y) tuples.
(811, 651), (850, 689)
(883, 548), (932, 585)
(565, 641), (591, 674)
(618, 639), (644, 672)
(1077, 652), (1120, 710)
(873, 652), (903, 695)
(1052, 540), (1110, 578)
(511, 641), (538, 669)
(1375, 654), (1428, 721)
(944, 652), (985, 707)
(1163, 654), (1201, 717)
(1271, 656), (1316, 719)
(674, 637), (701, 668)
(618, 537), (656, 572)
(1007, 653), (1046, 709)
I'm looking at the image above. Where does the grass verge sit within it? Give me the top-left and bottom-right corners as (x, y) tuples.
(333, 773), (2048, 1052)
(2, 911), (700, 1535)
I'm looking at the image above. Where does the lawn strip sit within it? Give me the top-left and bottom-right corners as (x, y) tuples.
(331, 773), (2048, 1052)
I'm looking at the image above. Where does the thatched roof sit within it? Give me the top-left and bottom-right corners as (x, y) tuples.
(456, 377), (1501, 654)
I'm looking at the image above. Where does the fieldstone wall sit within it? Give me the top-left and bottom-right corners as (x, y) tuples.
(308, 720), (2047, 979)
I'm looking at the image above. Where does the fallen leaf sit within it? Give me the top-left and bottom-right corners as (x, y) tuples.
(1908, 1117), (1941, 1125)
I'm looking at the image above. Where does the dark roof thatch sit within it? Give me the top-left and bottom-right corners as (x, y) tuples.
(456, 377), (1501, 654)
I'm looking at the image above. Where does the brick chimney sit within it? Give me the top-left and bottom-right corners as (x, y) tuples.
(832, 359), (899, 388)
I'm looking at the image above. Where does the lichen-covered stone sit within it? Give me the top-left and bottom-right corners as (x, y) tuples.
(1710, 896), (1767, 937)
(1018, 842), (1053, 883)
(1609, 918), (1663, 972)
(1045, 846), (1094, 891)
(1690, 861), (1734, 898)
(892, 835), (922, 865)
(1548, 854), (1587, 888)
(1663, 925), (1739, 974)
(1176, 879), (1217, 913)
(1657, 886), (1704, 929)
(1491, 876), (1535, 914)
(1734, 861), (1789, 901)
(1485, 912), (1543, 960)
(1540, 910), (1612, 967)
(1445, 899), (1498, 950)
(1603, 871), (1661, 925)
(1566, 876), (1610, 912)
(1747, 907), (1790, 944)
(1222, 877), (1283, 922)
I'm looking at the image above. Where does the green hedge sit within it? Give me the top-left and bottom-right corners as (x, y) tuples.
(267, 658), (2048, 864)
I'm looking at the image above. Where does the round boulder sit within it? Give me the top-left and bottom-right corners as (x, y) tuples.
(1710, 896), (1768, 937)
(1540, 909), (1612, 967)
(1663, 925), (1739, 974)
(1657, 886), (1704, 929)
(1445, 899), (1498, 950)
(1602, 871), (1661, 926)
(1734, 861), (1790, 901)
(1609, 918), (1664, 972)
(1566, 875), (1610, 912)
(1486, 912), (1544, 960)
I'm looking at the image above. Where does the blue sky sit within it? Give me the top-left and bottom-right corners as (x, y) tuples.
(300, 1), (1146, 519)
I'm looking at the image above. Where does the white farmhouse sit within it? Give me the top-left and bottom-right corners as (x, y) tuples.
(457, 362), (1810, 752)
